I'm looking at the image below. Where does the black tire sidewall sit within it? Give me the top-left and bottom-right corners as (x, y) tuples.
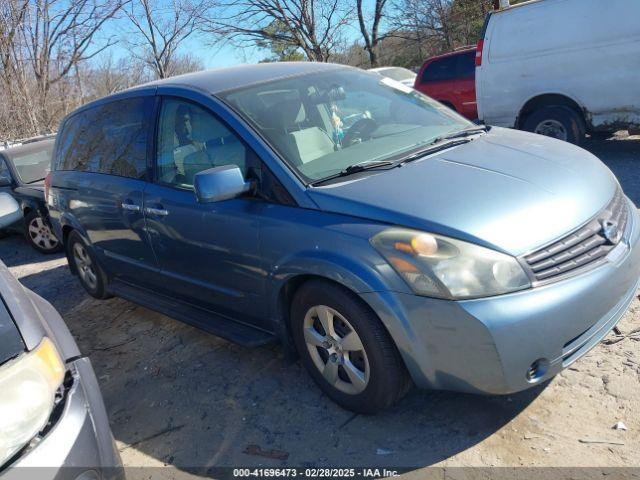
(291, 280), (408, 414)
(523, 105), (585, 145)
(67, 231), (109, 298)
(24, 210), (62, 254)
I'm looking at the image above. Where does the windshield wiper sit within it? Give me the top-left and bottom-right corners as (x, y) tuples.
(440, 125), (489, 141)
(310, 126), (489, 186)
(311, 160), (395, 186)
(395, 138), (472, 166)
(394, 126), (488, 167)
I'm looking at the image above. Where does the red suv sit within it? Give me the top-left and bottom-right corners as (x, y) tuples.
(414, 47), (477, 121)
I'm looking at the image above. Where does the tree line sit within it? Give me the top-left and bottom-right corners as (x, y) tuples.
(1, 0), (494, 142)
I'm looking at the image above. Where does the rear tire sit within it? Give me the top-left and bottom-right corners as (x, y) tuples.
(24, 210), (62, 254)
(291, 280), (411, 414)
(523, 105), (586, 145)
(66, 231), (111, 299)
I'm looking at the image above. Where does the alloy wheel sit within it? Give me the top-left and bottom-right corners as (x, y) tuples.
(28, 216), (59, 251)
(73, 243), (98, 290)
(303, 305), (370, 395)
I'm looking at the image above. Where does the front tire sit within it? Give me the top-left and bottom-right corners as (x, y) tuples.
(523, 105), (586, 145)
(67, 231), (111, 299)
(24, 210), (62, 253)
(291, 280), (410, 414)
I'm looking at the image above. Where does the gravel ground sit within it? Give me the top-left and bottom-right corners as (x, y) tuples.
(0, 135), (639, 476)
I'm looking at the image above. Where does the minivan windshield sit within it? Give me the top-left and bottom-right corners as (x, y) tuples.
(220, 68), (472, 183)
(7, 145), (53, 184)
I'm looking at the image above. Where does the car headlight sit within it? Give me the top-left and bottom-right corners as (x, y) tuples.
(0, 338), (65, 466)
(371, 228), (531, 299)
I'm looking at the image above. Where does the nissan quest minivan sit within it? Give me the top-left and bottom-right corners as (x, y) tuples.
(47, 63), (640, 413)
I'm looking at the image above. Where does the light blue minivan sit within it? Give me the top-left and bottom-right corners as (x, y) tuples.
(47, 63), (640, 413)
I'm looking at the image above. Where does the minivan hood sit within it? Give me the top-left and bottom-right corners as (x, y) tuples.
(308, 128), (618, 255)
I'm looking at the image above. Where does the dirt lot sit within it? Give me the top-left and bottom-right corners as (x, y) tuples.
(1, 135), (639, 475)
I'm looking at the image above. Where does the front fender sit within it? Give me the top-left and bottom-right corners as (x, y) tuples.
(267, 247), (411, 328)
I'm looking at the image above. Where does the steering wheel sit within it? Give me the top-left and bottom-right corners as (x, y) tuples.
(342, 117), (378, 146)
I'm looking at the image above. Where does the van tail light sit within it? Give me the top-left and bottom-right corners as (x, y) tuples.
(44, 171), (52, 203)
(475, 40), (484, 66)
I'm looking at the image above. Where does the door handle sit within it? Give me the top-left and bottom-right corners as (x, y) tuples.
(121, 202), (141, 212)
(144, 207), (169, 217)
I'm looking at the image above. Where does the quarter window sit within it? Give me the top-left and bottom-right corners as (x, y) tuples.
(56, 97), (153, 179)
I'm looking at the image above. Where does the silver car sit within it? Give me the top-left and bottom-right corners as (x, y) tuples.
(0, 194), (122, 479)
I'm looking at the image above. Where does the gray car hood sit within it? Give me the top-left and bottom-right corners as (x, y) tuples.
(308, 128), (618, 255)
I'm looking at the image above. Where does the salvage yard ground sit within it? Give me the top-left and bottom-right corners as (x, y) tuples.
(1, 135), (639, 474)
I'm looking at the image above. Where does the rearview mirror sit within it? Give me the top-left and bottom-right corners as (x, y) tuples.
(0, 193), (21, 229)
(194, 165), (251, 203)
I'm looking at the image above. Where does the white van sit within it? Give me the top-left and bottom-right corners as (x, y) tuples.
(475, 0), (640, 143)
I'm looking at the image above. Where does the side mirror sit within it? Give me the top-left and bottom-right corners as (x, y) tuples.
(194, 165), (251, 203)
(0, 193), (21, 229)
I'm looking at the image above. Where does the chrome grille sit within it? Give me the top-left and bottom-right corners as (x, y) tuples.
(524, 189), (628, 282)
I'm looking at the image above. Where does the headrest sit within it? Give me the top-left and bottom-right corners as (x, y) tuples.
(276, 99), (306, 130)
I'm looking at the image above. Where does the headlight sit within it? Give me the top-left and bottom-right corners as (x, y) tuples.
(0, 338), (65, 466)
(371, 228), (530, 299)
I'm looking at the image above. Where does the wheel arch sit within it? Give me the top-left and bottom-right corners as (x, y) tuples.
(517, 93), (586, 129)
(20, 197), (41, 217)
(269, 253), (408, 363)
(60, 222), (92, 275)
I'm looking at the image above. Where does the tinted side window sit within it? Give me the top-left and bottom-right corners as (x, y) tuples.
(457, 52), (476, 79)
(421, 56), (458, 83)
(155, 97), (296, 205)
(56, 97), (153, 179)
(156, 98), (250, 188)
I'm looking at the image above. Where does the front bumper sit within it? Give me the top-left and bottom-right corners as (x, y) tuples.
(1, 357), (124, 480)
(362, 200), (640, 395)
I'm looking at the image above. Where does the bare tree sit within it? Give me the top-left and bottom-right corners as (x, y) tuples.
(389, 0), (455, 51)
(1, 0), (38, 137)
(125, 0), (205, 79)
(86, 54), (150, 97)
(203, 0), (352, 62)
(387, 0), (490, 62)
(356, 0), (388, 67)
(21, 0), (124, 130)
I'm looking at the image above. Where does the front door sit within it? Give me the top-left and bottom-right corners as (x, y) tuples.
(143, 97), (266, 325)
